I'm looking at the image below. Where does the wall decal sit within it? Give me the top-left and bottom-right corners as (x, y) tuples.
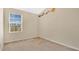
(38, 8), (55, 17)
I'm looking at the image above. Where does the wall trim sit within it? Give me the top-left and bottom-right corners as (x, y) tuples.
(4, 36), (37, 44)
(4, 36), (79, 51)
(40, 36), (79, 51)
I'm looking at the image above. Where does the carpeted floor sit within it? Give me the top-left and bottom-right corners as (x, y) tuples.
(3, 37), (76, 51)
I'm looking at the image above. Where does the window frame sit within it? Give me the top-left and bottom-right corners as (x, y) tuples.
(8, 12), (23, 33)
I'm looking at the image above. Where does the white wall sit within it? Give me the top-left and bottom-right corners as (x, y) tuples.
(39, 8), (79, 50)
(4, 8), (39, 43)
(16, 8), (45, 15)
(4, 8), (79, 50)
(0, 8), (3, 50)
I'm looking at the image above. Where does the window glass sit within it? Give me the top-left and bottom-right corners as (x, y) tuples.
(9, 13), (22, 33)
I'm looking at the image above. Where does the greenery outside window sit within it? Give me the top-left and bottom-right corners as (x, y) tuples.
(9, 12), (23, 33)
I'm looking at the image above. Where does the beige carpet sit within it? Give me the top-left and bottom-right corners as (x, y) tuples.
(3, 38), (76, 51)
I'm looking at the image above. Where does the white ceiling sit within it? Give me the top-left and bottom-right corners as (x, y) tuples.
(16, 8), (45, 15)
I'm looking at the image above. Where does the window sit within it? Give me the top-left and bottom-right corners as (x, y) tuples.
(9, 12), (23, 33)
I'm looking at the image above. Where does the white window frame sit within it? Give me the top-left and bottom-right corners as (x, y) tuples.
(9, 12), (23, 33)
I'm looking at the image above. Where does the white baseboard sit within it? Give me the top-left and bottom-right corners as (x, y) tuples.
(40, 36), (79, 51)
(4, 36), (37, 44)
(4, 35), (79, 51)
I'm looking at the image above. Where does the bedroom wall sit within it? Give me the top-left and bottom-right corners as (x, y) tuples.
(0, 8), (3, 50)
(4, 8), (39, 43)
(39, 8), (79, 50)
